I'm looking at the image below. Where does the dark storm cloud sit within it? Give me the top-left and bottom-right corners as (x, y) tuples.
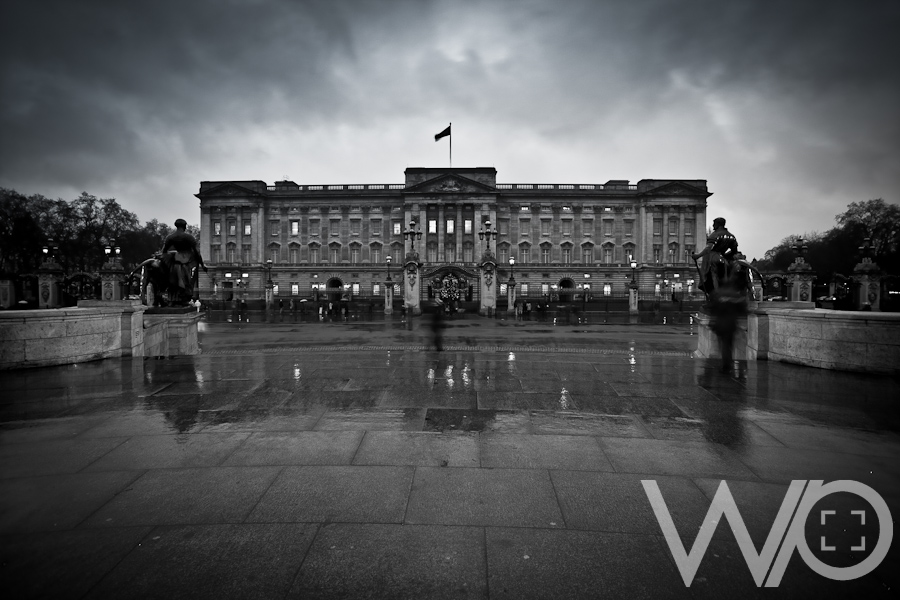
(1, 0), (897, 257)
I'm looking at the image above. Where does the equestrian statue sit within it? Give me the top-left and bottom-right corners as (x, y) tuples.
(691, 217), (763, 305)
(130, 219), (207, 307)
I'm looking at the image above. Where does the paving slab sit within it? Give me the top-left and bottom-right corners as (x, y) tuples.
(87, 524), (317, 600)
(81, 466), (282, 527)
(352, 431), (480, 467)
(479, 433), (613, 471)
(290, 524), (487, 599)
(223, 431), (364, 466)
(247, 465), (414, 524)
(0, 471), (142, 534)
(0, 526), (151, 599)
(405, 467), (564, 528)
(485, 527), (689, 599)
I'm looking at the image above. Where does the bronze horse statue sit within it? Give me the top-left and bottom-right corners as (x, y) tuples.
(130, 253), (199, 307)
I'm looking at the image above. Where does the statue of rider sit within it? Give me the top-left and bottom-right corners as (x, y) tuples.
(161, 219), (207, 304)
(691, 217), (738, 298)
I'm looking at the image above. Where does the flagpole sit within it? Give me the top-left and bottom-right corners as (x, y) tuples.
(449, 122), (452, 168)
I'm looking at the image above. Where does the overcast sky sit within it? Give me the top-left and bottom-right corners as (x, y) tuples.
(2, 0), (898, 260)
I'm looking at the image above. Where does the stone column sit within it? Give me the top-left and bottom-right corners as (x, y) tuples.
(437, 204), (445, 262)
(787, 237), (815, 302)
(0, 278), (14, 309)
(507, 275), (517, 314)
(629, 282), (639, 314)
(479, 253), (497, 316)
(404, 253), (422, 316)
(101, 260), (127, 301)
(38, 260), (64, 308)
(852, 239), (881, 311)
(384, 275), (394, 314)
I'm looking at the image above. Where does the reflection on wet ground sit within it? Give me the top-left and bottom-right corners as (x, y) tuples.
(2, 318), (899, 598)
(3, 343), (897, 440)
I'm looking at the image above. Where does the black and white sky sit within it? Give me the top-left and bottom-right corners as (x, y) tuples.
(2, 0), (898, 260)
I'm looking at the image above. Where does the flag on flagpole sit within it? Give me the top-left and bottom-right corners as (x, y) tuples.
(434, 125), (451, 141)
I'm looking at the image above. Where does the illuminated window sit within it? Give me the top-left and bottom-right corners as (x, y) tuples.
(446, 220), (455, 234)
(291, 221), (299, 236)
(213, 222), (221, 236)
(428, 219), (437, 234)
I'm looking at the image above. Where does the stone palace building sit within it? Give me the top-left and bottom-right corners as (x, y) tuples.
(196, 167), (710, 304)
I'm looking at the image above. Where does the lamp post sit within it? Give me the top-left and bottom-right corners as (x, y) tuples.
(630, 259), (637, 285)
(265, 259), (273, 309)
(507, 256), (516, 314)
(403, 220), (422, 255)
(384, 255), (393, 314)
(478, 220), (498, 253)
(582, 273), (590, 313)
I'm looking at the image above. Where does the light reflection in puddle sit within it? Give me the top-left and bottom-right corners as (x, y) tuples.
(559, 387), (571, 409)
(629, 344), (637, 373)
(507, 352), (517, 375)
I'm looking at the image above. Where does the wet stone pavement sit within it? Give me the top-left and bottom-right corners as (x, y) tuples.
(1, 314), (899, 599)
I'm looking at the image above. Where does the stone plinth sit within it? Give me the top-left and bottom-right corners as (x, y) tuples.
(478, 256), (497, 317)
(696, 303), (900, 375)
(143, 307), (203, 356)
(404, 255), (422, 316)
(0, 301), (146, 370)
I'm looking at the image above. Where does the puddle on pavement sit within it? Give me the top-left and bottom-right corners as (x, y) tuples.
(424, 408), (509, 432)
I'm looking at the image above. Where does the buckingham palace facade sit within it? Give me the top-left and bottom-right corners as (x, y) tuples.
(196, 167), (710, 303)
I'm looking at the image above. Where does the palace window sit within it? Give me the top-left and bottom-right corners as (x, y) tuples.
(603, 220), (613, 237)
(350, 246), (360, 264)
(291, 283), (299, 296)
(582, 246), (594, 263)
(270, 247), (279, 263)
(498, 246), (509, 264)
(241, 245), (251, 264)
(373, 283), (381, 296)
(463, 243), (473, 262)
(309, 246), (320, 263)
(603, 246), (613, 264)
(541, 219), (551, 237)
(392, 246), (402, 264)
(427, 243), (437, 263)
(291, 221), (299, 236)
(653, 247), (661, 263)
(562, 247), (571, 264)
(519, 219), (530, 236)
(309, 219), (320, 236)
(350, 219), (361, 235)
(562, 220), (572, 236)
(582, 219), (593, 236)
(685, 220), (694, 237)
(289, 246), (300, 265)
(244, 222), (252, 236)
(520, 284), (529, 296)
(541, 246), (550, 264)
(446, 245), (456, 262)
(371, 246), (381, 264)
(371, 219), (381, 235)
(498, 219), (509, 235)
(393, 221), (401, 235)
(330, 220), (340, 236)
(464, 219), (472, 234)
(446, 220), (455, 234)
(428, 219), (437, 234)
(226, 244), (236, 263)
(211, 245), (221, 262)
(270, 221), (279, 236)
(624, 220), (634, 237)
(213, 221), (221, 236)
(653, 219), (662, 236)
(519, 246), (530, 264)
(669, 219), (678, 236)
(228, 221), (237, 236)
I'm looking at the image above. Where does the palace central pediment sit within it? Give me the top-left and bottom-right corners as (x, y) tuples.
(195, 182), (265, 199)
(638, 181), (711, 198)
(403, 173), (496, 195)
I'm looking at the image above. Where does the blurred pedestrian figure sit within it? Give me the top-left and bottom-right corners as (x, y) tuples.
(239, 298), (247, 321)
(710, 278), (747, 373)
(430, 306), (445, 351)
(278, 298), (284, 321)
